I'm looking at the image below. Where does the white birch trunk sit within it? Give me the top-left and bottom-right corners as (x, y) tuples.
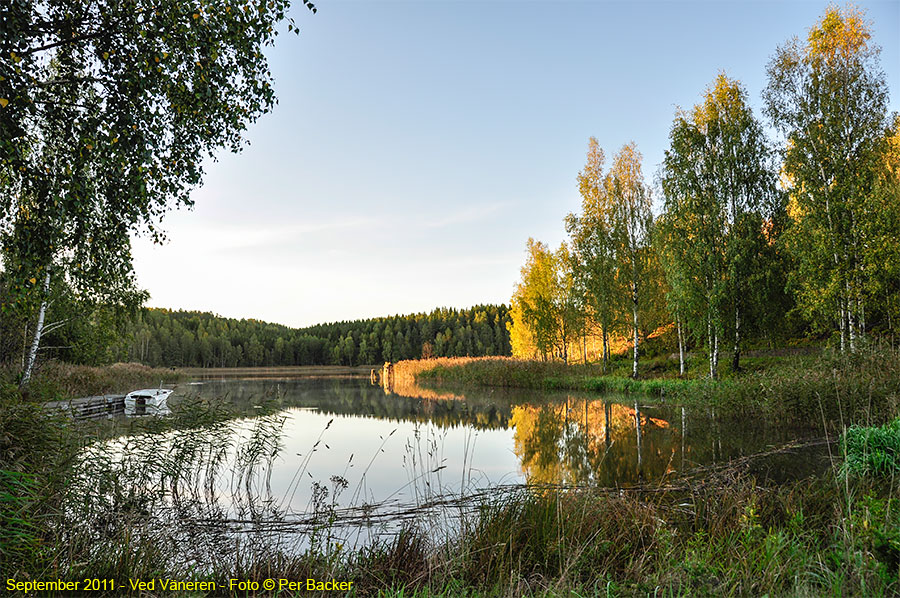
(21, 271), (51, 387)
(839, 303), (847, 353)
(713, 329), (719, 376)
(677, 316), (685, 377)
(858, 295), (866, 341)
(632, 281), (639, 379)
(847, 281), (857, 353)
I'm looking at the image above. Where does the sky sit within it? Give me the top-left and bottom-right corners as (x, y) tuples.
(130, 0), (900, 329)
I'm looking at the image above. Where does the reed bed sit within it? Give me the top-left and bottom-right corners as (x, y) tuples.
(2, 360), (186, 402)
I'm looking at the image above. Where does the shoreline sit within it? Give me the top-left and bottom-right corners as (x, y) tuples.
(391, 350), (900, 427)
(178, 364), (377, 378)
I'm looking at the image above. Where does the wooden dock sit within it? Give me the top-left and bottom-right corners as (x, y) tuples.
(44, 394), (127, 420)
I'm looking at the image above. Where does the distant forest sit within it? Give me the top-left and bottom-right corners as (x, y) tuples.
(120, 305), (511, 368)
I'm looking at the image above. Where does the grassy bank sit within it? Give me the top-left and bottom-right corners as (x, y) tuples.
(405, 348), (900, 425)
(196, 471), (900, 597)
(1, 361), (187, 403)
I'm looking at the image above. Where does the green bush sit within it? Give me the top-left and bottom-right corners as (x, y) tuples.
(842, 418), (900, 478)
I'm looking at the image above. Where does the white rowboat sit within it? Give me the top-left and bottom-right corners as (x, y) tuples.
(124, 388), (173, 416)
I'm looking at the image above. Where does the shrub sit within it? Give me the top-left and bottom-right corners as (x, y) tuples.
(842, 418), (900, 478)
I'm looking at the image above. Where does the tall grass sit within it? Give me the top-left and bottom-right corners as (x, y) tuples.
(4, 352), (900, 595)
(2, 360), (186, 402)
(681, 347), (900, 424)
(0, 391), (81, 579)
(180, 475), (899, 597)
(402, 357), (597, 390)
(4, 393), (899, 596)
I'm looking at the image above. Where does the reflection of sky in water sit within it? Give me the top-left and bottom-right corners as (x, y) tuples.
(270, 407), (522, 511)
(99, 376), (827, 520)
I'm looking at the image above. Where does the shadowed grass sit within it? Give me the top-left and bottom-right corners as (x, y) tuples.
(2, 360), (186, 403)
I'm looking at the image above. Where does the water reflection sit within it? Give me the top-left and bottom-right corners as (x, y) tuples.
(169, 377), (826, 489)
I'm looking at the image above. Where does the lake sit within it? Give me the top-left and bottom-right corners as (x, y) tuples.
(78, 374), (830, 551)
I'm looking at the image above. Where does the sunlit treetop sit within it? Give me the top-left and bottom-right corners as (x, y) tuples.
(808, 4), (874, 66)
(576, 136), (605, 219)
(691, 73), (747, 132)
(884, 115), (900, 178)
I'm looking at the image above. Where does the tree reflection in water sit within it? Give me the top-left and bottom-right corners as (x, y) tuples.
(512, 398), (681, 486)
(179, 377), (827, 489)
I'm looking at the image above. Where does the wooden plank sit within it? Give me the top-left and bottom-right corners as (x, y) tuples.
(44, 394), (127, 420)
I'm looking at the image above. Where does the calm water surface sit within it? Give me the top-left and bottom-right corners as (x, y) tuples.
(151, 376), (828, 514)
(77, 375), (831, 552)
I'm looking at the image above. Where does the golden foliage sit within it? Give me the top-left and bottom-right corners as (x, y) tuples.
(808, 4), (872, 65)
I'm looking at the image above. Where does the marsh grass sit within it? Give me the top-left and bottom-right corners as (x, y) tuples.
(4, 408), (900, 596)
(200, 475), (899, 597)
(2, 360), (187, 403)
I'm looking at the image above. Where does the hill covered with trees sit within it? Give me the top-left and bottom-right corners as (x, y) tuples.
(118, 305), (511, 368)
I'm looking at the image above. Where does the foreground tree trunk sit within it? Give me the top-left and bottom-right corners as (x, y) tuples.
(21, 271), (51, 388)
(732, 307), (741, 372)
(631, 280), (639, 379)
(839, 302), (847, 353)
(707, 315), (718, 380)
(602, 326), (609, 368)
(677, 316), (685, 376)
(713, 330), (720, 377)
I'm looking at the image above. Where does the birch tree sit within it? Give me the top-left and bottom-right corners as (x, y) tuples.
(510, 239), (581, 363)
(867, 116), (900, 339)
(1, 0), (316, 385)
(654, 212), (694, 376)
(660, 75), (779, 377)
(763, 5), (891, 352)
(607, 143), (653, 379)
(554, 243), (583, 365)
(511, 239), (558, 361)
(566, 137), (620, 366)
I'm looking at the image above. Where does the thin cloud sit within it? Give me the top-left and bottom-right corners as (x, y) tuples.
(417, 201), (511, 229)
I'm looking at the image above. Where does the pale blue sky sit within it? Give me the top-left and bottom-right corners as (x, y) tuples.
(131, 0), (900, 328)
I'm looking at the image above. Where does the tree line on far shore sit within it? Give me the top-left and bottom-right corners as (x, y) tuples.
(510, 6), (900, 378)
(118, 304), (511, 368)
(0, 303), (511, 369)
